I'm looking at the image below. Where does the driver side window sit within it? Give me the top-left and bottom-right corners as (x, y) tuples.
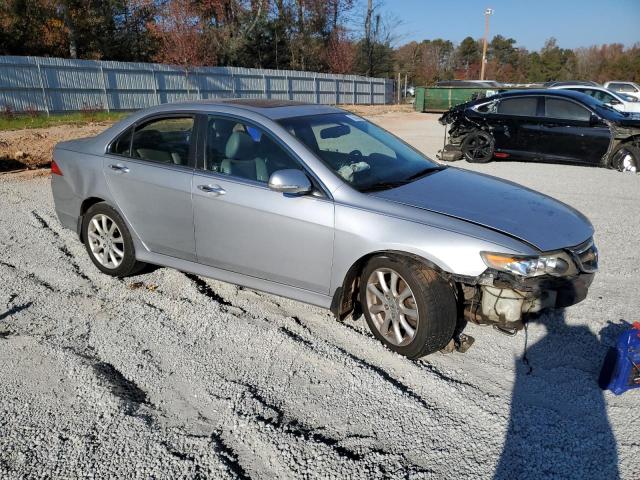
(204, 116), (301, 184)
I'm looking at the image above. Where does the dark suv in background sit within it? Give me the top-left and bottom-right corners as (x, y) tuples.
(439, 89), (640, 172)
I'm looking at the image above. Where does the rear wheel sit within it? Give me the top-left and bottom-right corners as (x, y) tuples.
(359, 256), (457, 359)
(609, 144), (639, 173)
(461, 131), (495, 163)
(82, 203), (144, 277)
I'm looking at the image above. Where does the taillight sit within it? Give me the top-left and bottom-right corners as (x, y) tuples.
(51, 160), (63, 176)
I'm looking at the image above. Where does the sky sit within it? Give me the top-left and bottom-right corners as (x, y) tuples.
(381, 0), (640, 50)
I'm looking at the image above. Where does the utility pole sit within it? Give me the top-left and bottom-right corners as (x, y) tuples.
(480, 8), (494, 80)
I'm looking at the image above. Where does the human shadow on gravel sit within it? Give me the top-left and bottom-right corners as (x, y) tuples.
(494, 309), (619, 480)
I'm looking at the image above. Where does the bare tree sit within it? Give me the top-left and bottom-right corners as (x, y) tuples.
(364, 0), (373, 76)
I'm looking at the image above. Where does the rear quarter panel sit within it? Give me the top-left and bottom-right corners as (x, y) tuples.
(52, 144), (112, 233)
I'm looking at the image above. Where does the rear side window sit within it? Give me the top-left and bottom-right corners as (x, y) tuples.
(131, 117), (194, 166)
(497, 97), (538, 116)
(545, 98), (590, 122)
(109, 128), (133, 156)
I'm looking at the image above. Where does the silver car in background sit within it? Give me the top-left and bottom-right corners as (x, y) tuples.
(51, 99), (598, 358)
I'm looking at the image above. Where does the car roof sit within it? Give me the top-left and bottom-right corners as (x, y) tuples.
(551, 85), (607, 90)
(471, 88), (625, 120)
(492, 89), (597, 103)
(542, 80), (599, 87)
(127, 98), (345, 120)
(551, 85), (624, 95)
(474, 88), (612, 111)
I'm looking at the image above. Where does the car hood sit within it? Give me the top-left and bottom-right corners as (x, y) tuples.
(372, 168), (593, 252)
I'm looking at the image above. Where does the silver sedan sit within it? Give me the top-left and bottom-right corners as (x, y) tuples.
(51, 99), (598, 358)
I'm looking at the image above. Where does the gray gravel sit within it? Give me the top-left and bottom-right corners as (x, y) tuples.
(1, 114), (639, 479)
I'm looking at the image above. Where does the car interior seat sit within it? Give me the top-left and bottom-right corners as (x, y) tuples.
(133, 130), (183, 165)
(221, 131), (268, 182)
(207, 119), (236, 170)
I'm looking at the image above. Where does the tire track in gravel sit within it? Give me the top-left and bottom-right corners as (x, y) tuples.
(182, 274), (441, 414)
(171, 275), (457, 473)
(0, 259), (56, 291)
(183, 273), (234, 308)
(62, 346), (154, 425)
(31, 210), (96, 289)
(195, 373), (433, 474)
(224, 378), (365, 462)
(108, 279), (435, 476)
(291, 310), (494, 399)
(216, 283), (506, 420)
(0, 302), (32, 321)
(209, 431), (252, 480)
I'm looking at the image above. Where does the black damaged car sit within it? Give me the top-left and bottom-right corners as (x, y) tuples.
(438, 89), (640, 172)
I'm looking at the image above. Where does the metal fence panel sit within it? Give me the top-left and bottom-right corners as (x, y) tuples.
(0, 56), (394, 113)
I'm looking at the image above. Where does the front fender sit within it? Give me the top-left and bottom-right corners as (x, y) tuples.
(330, 203), (534, 295)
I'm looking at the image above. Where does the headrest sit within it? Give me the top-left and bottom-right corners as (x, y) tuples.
(212, 119), (235, 138)
(225, 132), (255, 160)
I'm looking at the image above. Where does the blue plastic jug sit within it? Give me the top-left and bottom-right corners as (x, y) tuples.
(599, 322), (640, 395)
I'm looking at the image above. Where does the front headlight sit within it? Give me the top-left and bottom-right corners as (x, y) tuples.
(480, 252), (571, 277)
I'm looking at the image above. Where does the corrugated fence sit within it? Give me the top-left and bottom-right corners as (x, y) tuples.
(0, 56), (394, 113)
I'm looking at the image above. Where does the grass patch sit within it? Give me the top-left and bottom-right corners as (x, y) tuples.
(0, 111), (130, 131)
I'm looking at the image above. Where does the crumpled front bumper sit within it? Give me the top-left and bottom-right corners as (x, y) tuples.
(466, 270), (596, 327)
(530, 272), (595, 308)
(490, 270), (595, 307)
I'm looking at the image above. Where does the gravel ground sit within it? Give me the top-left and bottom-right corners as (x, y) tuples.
(0, 112), (639, 479)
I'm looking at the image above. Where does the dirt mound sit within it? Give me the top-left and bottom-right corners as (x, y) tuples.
(0, 123), (113, 171)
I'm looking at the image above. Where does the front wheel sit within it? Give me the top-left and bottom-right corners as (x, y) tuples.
(359, 256), (457, 359)
(461, 131), (495, 163)
(609, 144), (639, 173)
(82, 203), (144, 277)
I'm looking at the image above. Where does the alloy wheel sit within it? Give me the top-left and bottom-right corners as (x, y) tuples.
(616, 149), (638, 173)
(462, 131), (494, 163)
(365, 268), (419, 346)
(87, 213), (125, 269)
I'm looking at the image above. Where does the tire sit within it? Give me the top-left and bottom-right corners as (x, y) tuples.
(82, 203), (144, 277)
(609, 143), (639, 173)
(461, 131), (495, 163)
(359, 255), (457, 359)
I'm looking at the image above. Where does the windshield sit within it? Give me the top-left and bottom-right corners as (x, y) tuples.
(278, 113), (442, 192)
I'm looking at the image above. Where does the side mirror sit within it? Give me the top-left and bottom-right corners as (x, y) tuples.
(589, 113), (601, 125)
(609, 98), (621, 105)
(268, 169), (312, 195)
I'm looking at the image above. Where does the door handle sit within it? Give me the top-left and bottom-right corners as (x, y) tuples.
(109, 164), (129, 173)
(197, 184), (226, 195)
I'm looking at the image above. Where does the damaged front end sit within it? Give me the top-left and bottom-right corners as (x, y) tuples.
(437, 101), (492, 162)
(457, 238), (598, 334)
(604, 122), (640, 170)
